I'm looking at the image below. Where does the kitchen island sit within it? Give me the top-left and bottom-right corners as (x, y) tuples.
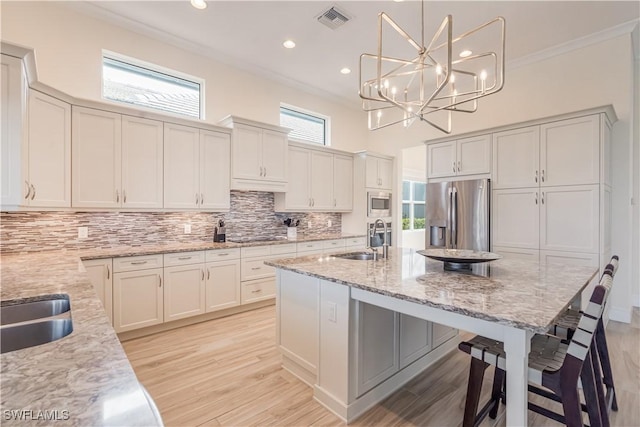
(266, 247), (599, 426)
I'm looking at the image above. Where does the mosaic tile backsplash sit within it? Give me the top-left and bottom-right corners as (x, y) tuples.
(0, 191), (341, 254)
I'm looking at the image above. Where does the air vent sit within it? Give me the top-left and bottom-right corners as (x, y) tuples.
(317, 5), (351, 30)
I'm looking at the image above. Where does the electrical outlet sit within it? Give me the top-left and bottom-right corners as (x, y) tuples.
(184, 224), (192, 234)
(77, 226), (88, 239)
(308, 221), (313, 229)
(328, 302), (337, 323)
(327, 220), (332, 228)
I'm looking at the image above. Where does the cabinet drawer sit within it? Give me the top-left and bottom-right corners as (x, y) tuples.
(113, 254), (163, 273)
(296, 241), (323, 253)
(271, 243), (297, 255)
(345, 237), (366, 248)
(322, 239), (345, 251)
(241, 245), (271, 258)
(206, 248), (240, 262)
(241, 278), (276, 304)
(241, 258), (275, 281)
(163, 251), (205, 267)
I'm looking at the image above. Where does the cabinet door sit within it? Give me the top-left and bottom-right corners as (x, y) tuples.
(457, 135), (491, 176)
(333, 154), (353, 210)
(377, 158), (393, 190)
(286, 146), (312, 210)
(310, 150), (334, 209)
(492, 126), (540, 189)
(365, 156), (380, 188)
(356, 302), (399, 397)
(539, 185), (599, 253)
(241, 277), (276, 304)
(27, 90), (71, 207)
(492, 188), (540, 249)
(163, 123), (199, 209)
(540, 250), (599, 267)
(233, 124), (262, 180)
(399, 314), (431, 369)
(200, 130), (230, 210)
(427, 141), (456, 178)
(83, 258), (113, 324)
(205, 259), (241, 312)
(72, 106), (121, 208)
(492, 246), (539, 262)
(540, 115), (600, 187)
(164, 264), (206, 322)
(121, 116), (163, 208)
(431, 322), (457, 349)
(261, 129), (287, 182)
(113, 268), (163, 332)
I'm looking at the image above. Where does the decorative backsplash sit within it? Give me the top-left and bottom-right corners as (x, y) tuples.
(0, 191), (341, 254)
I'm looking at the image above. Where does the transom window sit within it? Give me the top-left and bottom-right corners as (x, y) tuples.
(280, 104), (329, 146)
(102, 51), (204, 119)
(402, 180), (426, 230)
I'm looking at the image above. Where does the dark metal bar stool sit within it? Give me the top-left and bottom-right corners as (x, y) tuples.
(458, 271), (614, 427)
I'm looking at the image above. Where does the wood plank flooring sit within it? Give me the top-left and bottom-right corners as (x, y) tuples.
(122, 306), (640, 427)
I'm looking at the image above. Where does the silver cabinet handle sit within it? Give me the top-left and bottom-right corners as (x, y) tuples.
(200, 193), (204, 205)
(178, 256), (192, 260)
(196, 193), (199, 205)
(251, 267), (261, 270)
(217, 253), (229, 256)
(131, 260), (148, 265)
(158, 275), (162, 287)
(541, 169), (545, 183)
(334, 199), (337, 207)
(311, 198), (314, 207)
(452, 162), (456, 173)
(541, 192), (545, 204)
(116, 190), (120, 203)
(251, 289), (262, 294)
(207, 269), (210, 280)
(309, 198), (312, 207)
(457, 161), (461, 173)
(202, 269), (205, 281)
(106, 265), (110, 279)
(30, 184), (36, 200)
(24, 181), (31, 200)
(535, 170), (538, 183)
(264, 167), (267, 177)
(535, 192), (538, 205)
(123, 190), (127, 204)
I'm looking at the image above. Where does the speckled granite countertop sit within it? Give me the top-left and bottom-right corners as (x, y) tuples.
(0, 233), (365, 426)
(265, 247), (598, 333)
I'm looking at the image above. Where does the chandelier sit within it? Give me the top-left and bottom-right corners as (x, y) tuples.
(359, 2), (505, 133)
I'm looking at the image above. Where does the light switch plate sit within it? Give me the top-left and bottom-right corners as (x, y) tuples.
(184, 224), (192, 234)
(328, 302), (337, 323)
(77, 227), (88, 239)
(327, 220), (332, 227)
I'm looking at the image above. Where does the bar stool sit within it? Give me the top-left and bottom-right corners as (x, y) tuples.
(550, 256), (619, 412)
(458, 272), (614, 427)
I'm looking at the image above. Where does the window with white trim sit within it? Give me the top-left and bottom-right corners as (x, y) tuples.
(280, 105), (329, 146)
(402, 180), (426, 230)
(102, 52), (204, 119)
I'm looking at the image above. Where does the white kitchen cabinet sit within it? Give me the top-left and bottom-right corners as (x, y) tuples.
(280, 146), (312, 210)
(113, 267), (164, 333)
(241, 277), (277, 304)
(365, 155), (393, 190)
(333, 154), (353, 210)
(322, 239), (345, 254)
(223, 117), (288, 192)
(344, 237), (367, 250)
(310, 150), (334, 209)
(164, 123), (231, 210)
(206, 257), (241, 312)
(1, 54), (27, 208)
(427, 135), (490, 179)
(540, 250), (599, 267)
(72, 106), (122, 208)
(121, 116), (163, 208)
(492, 246), (539, 261)
(492, 188), (540, 249)
(356, 302), (399, 397)
(83, 258), (113, 324)
(240, 244), (296, 304)
(163, 263), (206, 322)
(492, 126), (540, 189)
(431, 322), (458, 349)
(399, 314), (431, 369)
(296, 241), (324, 255)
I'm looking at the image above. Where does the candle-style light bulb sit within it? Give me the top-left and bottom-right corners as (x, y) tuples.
(480, 70), (487, 93)
(391, 86), (397, 101)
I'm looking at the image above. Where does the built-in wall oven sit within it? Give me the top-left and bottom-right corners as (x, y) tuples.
(367, 191), (392, 218)
(368, 221), (392, 248)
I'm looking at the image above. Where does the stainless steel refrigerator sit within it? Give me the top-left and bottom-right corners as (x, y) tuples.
(425, 179), (490, 251)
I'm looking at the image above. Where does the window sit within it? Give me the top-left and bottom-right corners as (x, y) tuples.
(280, 104), (329, 145)
(402, 180), (426, 230)
(102, 52), (204, 119)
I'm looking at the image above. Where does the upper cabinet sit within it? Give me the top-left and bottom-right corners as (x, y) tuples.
(274, 143), (353, 212)
(164, 123), (230, 210)
(365, 155), (393, 190)
(427, 134), (491, 179)
(221, 116), (289, 192)
(492, 126), (540, 189)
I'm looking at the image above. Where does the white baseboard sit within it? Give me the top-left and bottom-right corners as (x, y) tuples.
(634, 293), (640, 308)
(608, 306), (632, 323)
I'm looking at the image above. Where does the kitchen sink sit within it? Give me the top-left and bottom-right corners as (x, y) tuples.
(334, 252), (377, 261)
(1, 297), (70, 325)
(1, 319), (73, 354)
(0, 295), (73, 354)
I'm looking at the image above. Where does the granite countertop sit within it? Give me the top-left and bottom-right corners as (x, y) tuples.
(0, 233), (365, 425)
(265, 247), (599, 333)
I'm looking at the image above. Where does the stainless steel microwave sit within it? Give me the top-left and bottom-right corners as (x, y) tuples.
(367, 191), (391, 217)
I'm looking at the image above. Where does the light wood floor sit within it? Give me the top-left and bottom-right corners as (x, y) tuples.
(122, 306), (640, 427)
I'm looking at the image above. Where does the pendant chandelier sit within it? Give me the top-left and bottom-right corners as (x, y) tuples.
(359, 2), (505, 133)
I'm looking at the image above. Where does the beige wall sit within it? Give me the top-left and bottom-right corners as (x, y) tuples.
(0, 1), (368, 153)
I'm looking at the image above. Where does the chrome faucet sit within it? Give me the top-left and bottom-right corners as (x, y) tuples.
(369, 218), (389, 259)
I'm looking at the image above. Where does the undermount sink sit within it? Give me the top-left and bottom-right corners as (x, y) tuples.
(0, 295), (73, 354)
(334, 252), (377, 261)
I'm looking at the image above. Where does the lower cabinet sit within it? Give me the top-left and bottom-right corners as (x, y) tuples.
(205, 257), (241, 312)
(113, 267), (164, 333)
(163, 264), (206, 322)
(241, 278), (277, 304)
(399, 314), (431, 369)
(432, 322), (458, 349)
(83, 258), (113, 324)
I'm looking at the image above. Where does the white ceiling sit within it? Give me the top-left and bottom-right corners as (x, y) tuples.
(68, 1), (639, 108)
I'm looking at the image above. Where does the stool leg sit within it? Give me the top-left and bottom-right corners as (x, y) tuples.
(590, 343), (610, 427)
(560, 384), (586, 427)
(463, 357), (488, 427)
(489, 367), (505, 419)
(581, 349), (603, 427)
(596, 319), (618, 411)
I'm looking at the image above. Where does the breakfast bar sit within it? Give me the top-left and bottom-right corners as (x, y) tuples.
(266, 247), (599, 426)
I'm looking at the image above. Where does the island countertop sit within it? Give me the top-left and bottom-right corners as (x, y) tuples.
(265, 247), (598, 333)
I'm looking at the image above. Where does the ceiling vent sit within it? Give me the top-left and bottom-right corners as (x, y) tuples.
(317, 5), (351, 30)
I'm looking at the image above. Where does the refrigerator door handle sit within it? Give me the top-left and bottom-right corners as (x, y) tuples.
(447, 187), (453, 248)
(451, 187), (458, 248)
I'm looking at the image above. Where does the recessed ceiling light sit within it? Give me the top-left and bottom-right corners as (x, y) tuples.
(190, 0), (207, 10)
(459, 50), (472, 58)
(340, 67), (351, 75)
(283, 40), (296, 49)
